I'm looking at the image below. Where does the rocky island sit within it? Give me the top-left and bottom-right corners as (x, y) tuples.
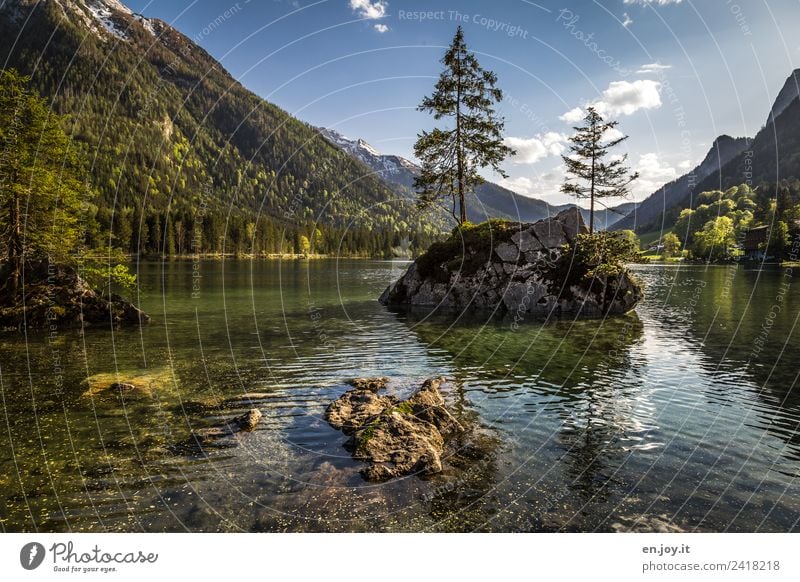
(380, 209), (643, 318)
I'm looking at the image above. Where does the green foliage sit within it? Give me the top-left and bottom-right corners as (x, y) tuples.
(569, 232), (643, 280)
(616, 230), (640, 249)
(82, 262), (137, 298)
(414, 27), (514, 224)
(661, 232), (682, 259)
(0, 5), (441, 260)
(767, 220), (790, 259)
(668, 182), (800, 261)
(0, 69), (93, 294)
(692, 216), (736, 261)
(561, 107), (639, 233)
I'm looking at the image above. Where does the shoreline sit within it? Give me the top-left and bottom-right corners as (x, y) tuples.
(130, 253), (415, 261)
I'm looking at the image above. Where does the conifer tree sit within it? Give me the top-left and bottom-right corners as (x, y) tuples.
(414, 27), (514, 224)
(0, 70), (90, 296)
(561, 107), (639, 233)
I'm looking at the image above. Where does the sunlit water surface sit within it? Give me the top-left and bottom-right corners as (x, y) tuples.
(1, 260), (798, 532)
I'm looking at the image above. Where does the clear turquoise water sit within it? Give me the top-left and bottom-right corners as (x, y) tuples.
(0, 259), (798, 532)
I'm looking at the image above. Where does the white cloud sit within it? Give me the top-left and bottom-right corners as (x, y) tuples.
(603, 127), (625, 142)
(374, 23), (389, 33)
(560, 80), (662, 124)
(678, 159), (692, 170)
(505, 133), (567, 165)
(499, 166), (567, 201)
(597, 80), (662, 116)
(636, 62), (672, 74)
(633, 152), (677, 197)
(560, 107), (585, 124)
(624, 0), (683, 5)
(622, 13), (633, 27)
(349, 0), (387, 19)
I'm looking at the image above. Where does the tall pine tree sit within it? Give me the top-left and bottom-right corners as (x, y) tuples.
(561, 107), (639, 233)
(414, 27), (514, 225)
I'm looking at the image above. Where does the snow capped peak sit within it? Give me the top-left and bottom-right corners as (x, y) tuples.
(68, 0), (155, 41)
(317, 127), (420, 190)
(97, 0), (132, 16)
(356, 138), (382, 158)
(84, 0), (128, 39)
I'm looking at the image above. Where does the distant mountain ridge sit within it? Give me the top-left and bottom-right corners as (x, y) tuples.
(318, 127), (636, 229)
(612, 135), (750, 232)
(614, 68), (800, 233)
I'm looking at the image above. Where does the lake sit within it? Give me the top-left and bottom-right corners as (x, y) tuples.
(1, 259), (798, 532)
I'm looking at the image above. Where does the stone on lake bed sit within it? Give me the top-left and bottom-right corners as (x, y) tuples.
(81, 368), (175, 398)
(325, 377), (464, 482)
(187, 409), (263, 446)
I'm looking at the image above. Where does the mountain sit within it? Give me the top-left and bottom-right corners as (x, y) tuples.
(318, 127), (637, 228)
(769, 68), (800, 122)
(612, 135), (750, 233)
(318, 127), (559, 223)
(0, 0), (438, 255)
(317, 128), (420, 189)
(615, 68), (800, 234)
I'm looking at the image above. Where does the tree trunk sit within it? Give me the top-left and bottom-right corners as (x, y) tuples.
(590, 147), (596, 235)
(5, 192), (22, 297)
(455, 46), (466, 225)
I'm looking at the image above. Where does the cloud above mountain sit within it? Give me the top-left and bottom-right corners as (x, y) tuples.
(561, 79), (662, 122)
(505, 133), (567, 164)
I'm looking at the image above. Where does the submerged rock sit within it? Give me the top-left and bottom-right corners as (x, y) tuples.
(82, 368), (175, 399)
(187, 408), (263, 446)
(380, 209), (643, 318)
(0, 261), (149, 331)
(325, 377), (464, 482)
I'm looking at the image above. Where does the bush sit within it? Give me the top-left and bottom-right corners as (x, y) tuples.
(566, 231), (644, 281)
(81, 250), (137, 298)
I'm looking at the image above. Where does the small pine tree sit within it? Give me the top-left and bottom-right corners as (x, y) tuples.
(561, 107), (639, 233)
(414, 26), (514, 225)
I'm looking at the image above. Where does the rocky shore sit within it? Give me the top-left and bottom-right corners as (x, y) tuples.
(380, 209), (643, 318)
(0, 262), (148, 330)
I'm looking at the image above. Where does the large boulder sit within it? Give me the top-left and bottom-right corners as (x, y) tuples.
(0, 261), (149, 330)
(325, 377), (464, 482)
(380, 209), (643, 318)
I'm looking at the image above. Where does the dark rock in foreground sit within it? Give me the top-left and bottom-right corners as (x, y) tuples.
(0, 262), (149, 331)
(380, 209), (643, 318)
(325, 377), (463, 481)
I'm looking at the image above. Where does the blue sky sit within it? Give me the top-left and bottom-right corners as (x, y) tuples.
(124, 0), (800, 205)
